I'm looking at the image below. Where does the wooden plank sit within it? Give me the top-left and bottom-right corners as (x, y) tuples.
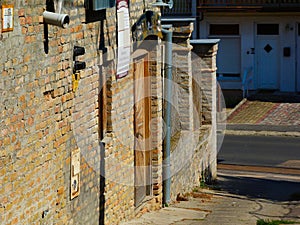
(143, 56), (152, 196)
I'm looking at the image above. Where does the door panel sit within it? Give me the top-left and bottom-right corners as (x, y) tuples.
(256, 36), (279, 89)
(134, 54), (151, 207)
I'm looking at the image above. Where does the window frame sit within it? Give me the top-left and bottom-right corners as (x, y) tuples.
(208, 23), (241, 80)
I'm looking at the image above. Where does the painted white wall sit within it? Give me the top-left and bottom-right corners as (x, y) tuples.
(199, 14), (300, 92)
(199, 20), (207, 39)
(279, 20), (296, 92)
(240, 20), (255, 90)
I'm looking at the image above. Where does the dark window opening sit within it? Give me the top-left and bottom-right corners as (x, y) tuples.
(257, 24), (279, 35)
(298, 24), (300, 36)
(85, 0), (115, 11)
(217, 73), (240, 78)
(210, 24), (239, 36)
(46, 0), (55, 12)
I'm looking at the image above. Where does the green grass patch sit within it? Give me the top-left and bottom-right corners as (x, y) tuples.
(200, 179), (206, 188)
(257, 219), (297, 225)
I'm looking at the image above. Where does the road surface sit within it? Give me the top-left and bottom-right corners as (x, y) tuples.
(216, 134), (300, 201)
(218, 134), (300, 168)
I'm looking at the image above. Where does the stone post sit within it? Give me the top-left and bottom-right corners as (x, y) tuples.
(162, 18), (196, 132)
(191, 39), (220, 182)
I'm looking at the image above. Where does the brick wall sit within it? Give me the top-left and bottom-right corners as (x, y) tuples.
(0, 0), (218, 224)
(0, 0), (104, 224)
(0, 0), (163, 224)
(163, 21), (218, 200)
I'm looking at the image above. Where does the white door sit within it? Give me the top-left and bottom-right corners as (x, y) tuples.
(297, 23), (300, 92)
(256, 37), (279, 89)
(256, 24), (280, 90)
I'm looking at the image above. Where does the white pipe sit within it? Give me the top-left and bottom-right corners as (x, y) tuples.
(43, 11), (69, 28)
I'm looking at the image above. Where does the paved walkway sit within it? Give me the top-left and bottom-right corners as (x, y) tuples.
(227, 101), (300, 126)
(122, 93), (300, 225)
(122, 182), (300, 225)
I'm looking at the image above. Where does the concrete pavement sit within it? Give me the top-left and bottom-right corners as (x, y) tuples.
(122, 170), (300, 224)
(122, 183), (300, 225)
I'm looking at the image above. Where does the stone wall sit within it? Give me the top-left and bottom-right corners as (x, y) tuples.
(191, 40), (219, 183)
(162, 20), (218, 200)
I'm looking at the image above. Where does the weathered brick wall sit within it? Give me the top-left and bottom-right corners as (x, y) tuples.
(1, 0), (103, 224)
(1, 0), (163, 224)
(101, 45), (164, 224)
(100, 5), (164, 225)
(1, 0), (218, 223)
(149, 46), (163, 206)
(101, 62), (136, 224)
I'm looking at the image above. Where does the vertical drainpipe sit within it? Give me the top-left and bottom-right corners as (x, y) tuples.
(162, 24), (172, 205)
(191, 0), (197, 39)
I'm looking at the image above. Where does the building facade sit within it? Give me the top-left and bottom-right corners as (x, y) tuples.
(164, 0), (300, 93)
(0, 0), (218, 224)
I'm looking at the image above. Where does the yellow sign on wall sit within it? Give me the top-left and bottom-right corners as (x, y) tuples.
(2, 4), (14, 32)
(71, 148), (80, 199)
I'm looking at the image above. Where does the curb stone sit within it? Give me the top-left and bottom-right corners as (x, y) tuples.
(226, 98), (247, 119)
(224, 130), (300, 137)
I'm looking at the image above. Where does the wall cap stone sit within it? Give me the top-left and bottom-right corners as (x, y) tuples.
(190, 39), (220, 45)
(161, 18), (196, 23)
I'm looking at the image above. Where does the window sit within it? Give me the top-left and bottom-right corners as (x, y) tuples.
(216, 38), (241, 79)
(257, 24), (279, 35)
(209, 24), (241, 78)
(217, 73), (240, 78)
(85, 0), (115, 11)
(298, 23), (300, 36)
(209, 24), (239, 36)
(84, 0), (114, 23)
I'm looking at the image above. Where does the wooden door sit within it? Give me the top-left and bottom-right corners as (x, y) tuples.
(134, 54), (151, 207)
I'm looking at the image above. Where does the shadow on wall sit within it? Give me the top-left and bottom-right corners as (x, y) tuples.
(247, 90), (300, 103)
(221, 90), (243, 108)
